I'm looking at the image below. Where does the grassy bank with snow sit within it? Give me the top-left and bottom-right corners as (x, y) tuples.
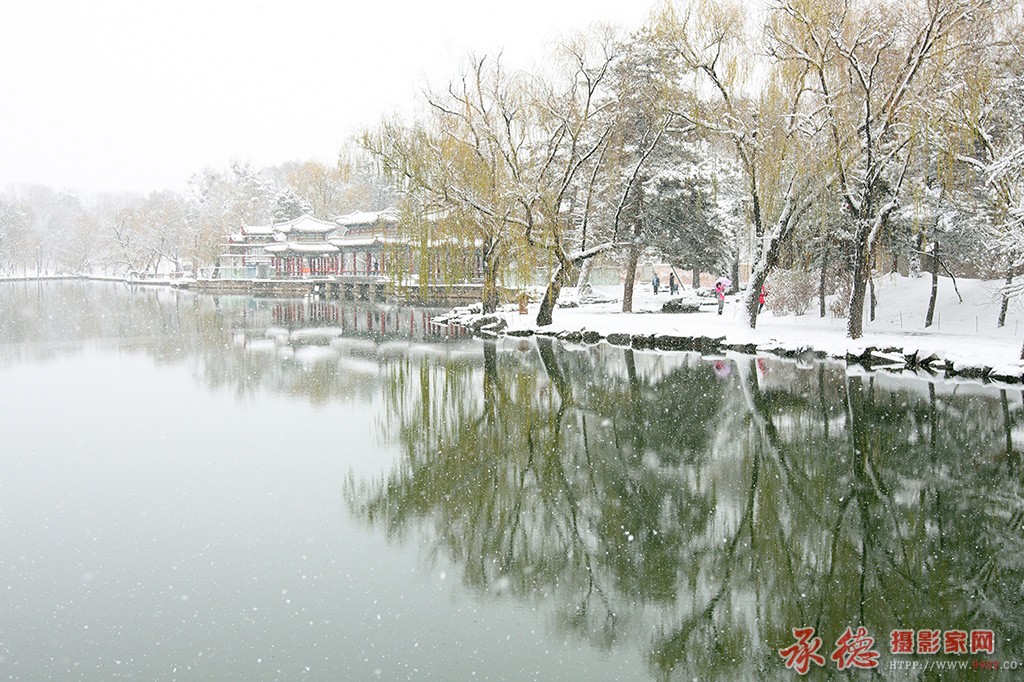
(439, 274), (1024, 383)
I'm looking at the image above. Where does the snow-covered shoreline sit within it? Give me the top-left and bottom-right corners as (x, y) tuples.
(435, 274), (1024, 385)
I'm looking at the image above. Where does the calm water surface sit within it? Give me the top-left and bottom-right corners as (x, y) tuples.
(0, 281), (1022, 680)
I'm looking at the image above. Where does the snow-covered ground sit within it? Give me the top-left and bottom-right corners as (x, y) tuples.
(442, 274), (1024, 382)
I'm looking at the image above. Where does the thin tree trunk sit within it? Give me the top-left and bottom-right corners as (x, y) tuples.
(726, 224), (742, 295)
(909, 241), (921, 278)
(998, 259), (1013, 328)
(925, 241), (939, 328)
(747, 204), (798, 329)
(869, 275), (877, 322)
(819, 247), (828, 318)
(621, 242), (640, 313)
(691, 267), (699, 289)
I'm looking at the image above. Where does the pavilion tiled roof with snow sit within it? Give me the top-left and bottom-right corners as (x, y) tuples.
(334, 208), (399, 229)
(262, 214), (341, 236)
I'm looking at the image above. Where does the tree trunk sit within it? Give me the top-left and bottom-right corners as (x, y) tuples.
(925, 241), (939, 328)
(621, 242), (640, 313)
(691, 267), (700, 289)
(730, 254), (740, 295)
(846, 267), (868, 339)
(728, 226), (742, 295)
(575, 256), (594, 289)
(535, 257), (575, 327)
(818, 247), (828, 318)
(868, 275), (876, 322)
(480, 242), (500, 313)
(745, 268), (767, 328)
(744, 219), (792, 329)
(846, 225), (870, 340)
(998, 259), (1012, 328)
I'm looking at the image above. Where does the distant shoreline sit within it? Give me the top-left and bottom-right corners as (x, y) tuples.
(6, 274), (1023, 386)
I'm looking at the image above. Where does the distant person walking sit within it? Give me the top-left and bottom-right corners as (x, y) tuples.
(758, 284), (768, 313)
(716, 281), (725, 315)
(669, 272), (677, 295)
(652, 273), (660, 294)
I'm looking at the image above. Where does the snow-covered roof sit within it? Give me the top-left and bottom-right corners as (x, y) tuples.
(245, 214), (339, 236)
(334, 208), (400, 228)
(329, 236), (385, 248)
(265, 242), (339, 254)
(242, 224), (276, 236)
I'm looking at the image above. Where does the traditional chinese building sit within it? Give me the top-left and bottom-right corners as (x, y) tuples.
(263, 215), (340, 277)
(211, 208), (486, 297)
(330, 208), (400, 276)
(217, 215), (342, 279)
(219, 222), (278, 279)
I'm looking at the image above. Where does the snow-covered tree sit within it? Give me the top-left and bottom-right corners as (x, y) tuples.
(10, 185), (86, 275)
(658, 0), (822, 328)
(271, 187), (312, 223)
(945, 10), (1024, 333)
(184, 161), (276, 272)
(365, 69), (523, 314)
(768, 0), (1001, 339)
(0, 194), (31, 275)
(367, 28), (631, 322)
(593, 23), (684, 312)
(642, 152), (737, 283)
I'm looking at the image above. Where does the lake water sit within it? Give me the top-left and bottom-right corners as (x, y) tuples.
(1, 281), (1022, 680)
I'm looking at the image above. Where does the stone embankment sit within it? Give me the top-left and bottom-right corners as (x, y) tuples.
(436, 304), (1024, 385)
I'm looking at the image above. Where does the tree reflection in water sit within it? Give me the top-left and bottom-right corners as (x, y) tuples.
(352, 337), (1024, 679)
(3, 282), (1021, 678)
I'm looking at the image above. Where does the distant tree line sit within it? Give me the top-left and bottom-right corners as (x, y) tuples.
(0, 155), (394, 278)
(364, 0), (1024, 349)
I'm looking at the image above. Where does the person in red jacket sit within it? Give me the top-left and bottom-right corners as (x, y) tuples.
(758, 284), (768, 313)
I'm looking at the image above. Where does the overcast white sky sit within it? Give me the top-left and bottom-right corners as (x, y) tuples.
(0, 1), (653, 196)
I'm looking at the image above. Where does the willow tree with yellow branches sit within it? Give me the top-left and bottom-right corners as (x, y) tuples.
(366, 29), (645, 325)
(651, 0), (823, 329)
(767, 0), (1006, 339)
